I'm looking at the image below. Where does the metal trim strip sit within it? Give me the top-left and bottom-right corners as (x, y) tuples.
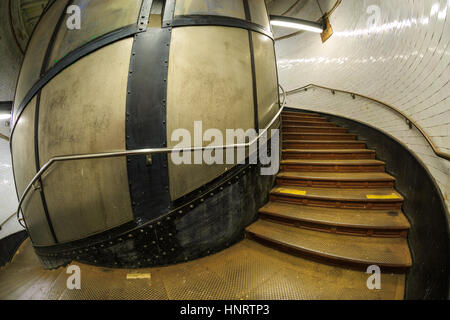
(169, 14), (273, 39)
(125, 28), (172, 221)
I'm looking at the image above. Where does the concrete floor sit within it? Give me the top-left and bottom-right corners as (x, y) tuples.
(0, 238), (405, 300)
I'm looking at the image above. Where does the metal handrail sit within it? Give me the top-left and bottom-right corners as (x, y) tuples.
(279, 84), (287, 108)
(0, 133), (10, 142)
(0, 212), (17, 230)
(14, 86), (288, 229)
(287, 83), (450, 161)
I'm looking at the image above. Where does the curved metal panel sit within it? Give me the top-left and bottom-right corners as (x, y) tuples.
(248, 0), (270, 29)
(13, 0), (68, 116)
(166, 26), (254, 200)
(11, 98), (55, 245)
(38, 39), (134, 243)
(47, 0), (142, 70)
(174, 0), (246, 20)
(252, 32), (278, 129)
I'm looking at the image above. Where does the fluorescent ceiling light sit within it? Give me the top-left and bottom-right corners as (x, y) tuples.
(270, 15), (324, 33)
(0, 114), (11, 120)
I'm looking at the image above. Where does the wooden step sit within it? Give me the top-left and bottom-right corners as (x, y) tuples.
(277, 171), (395, 188)
(282, 149), (376, 160)
(282, 115), (329, 122)
(281, 159), (386, 172)
(283, 140), (366, 150)
(282, 111), (320, 117)
(283, 132), (357, 141)
(246, 220), (412, 268)
(259, 202), (410, 237)
(283, 120), (338, 127)
(270, 186), (404, 209)
(283, 125), (348, 134)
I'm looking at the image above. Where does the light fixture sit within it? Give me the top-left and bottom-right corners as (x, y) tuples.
(0, 114), (11, 120)
(270, 15), (324, 33)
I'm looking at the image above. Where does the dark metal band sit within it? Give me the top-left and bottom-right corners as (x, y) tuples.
(31, 0), (73, 245)
(169, 14), (273, 39)
(162, 0), (176, 27)
(126, 27), (172, 222)
(34, 92), (58, 244)
(138, 0), (154, 32)
(243, 0), (260, 131)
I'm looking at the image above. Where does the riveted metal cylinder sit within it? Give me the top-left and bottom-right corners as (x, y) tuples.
(11, 0), (279, 269)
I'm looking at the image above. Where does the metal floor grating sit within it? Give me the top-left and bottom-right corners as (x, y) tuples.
(0, 238), (405, 300)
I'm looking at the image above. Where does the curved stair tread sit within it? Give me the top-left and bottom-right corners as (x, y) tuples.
(271, 186), (404, 202)
(281, 159), (385, 166)
(277, 171), (395, 182)
(283, 111), (321, 117)
(283, 149), (375, 154)
(283, 121), (338, 127)
(283, 132), (357, 139)
(283, 125), (348, 132)
(259, 202), (411, 230)
(246, 220), (412, 268)
(283, 140), (366, 144)
(282, 116), (329, 122)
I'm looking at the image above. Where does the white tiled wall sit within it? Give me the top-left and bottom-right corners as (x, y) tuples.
(0, 129), (20, 240)
(276, 0), (450, 212)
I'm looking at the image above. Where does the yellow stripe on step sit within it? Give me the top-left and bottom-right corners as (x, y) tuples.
(276, 188), (307, 196)
(366, 193), (401, 199)
(126, 273), (151, 280)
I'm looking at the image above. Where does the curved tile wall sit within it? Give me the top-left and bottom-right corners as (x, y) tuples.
(0, 128), (20, 240)
(276, 0), (450, 211)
